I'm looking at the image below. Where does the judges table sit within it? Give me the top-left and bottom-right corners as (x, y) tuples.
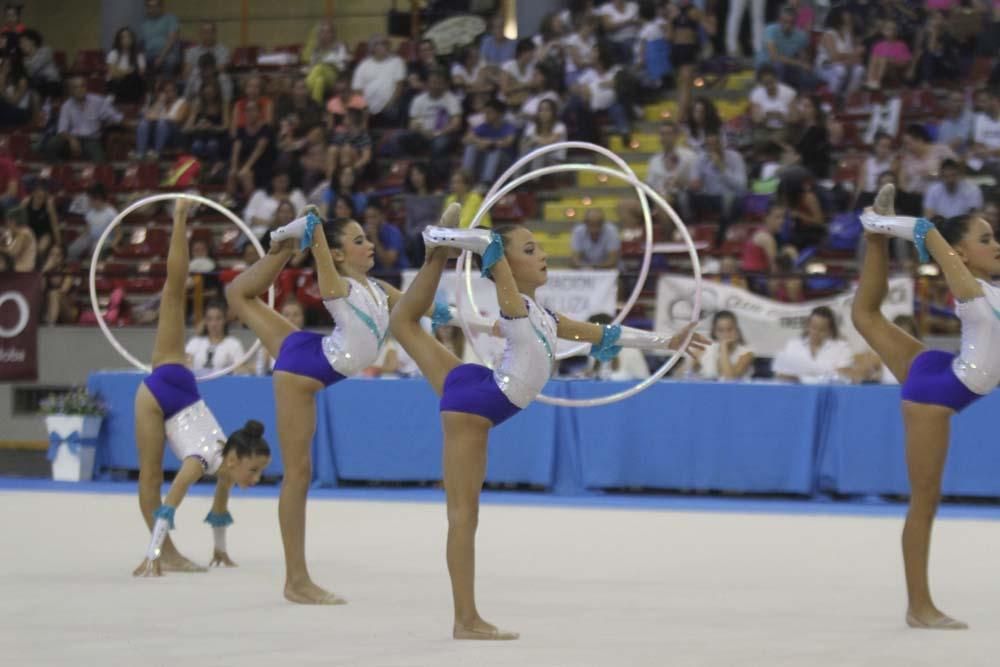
(88, 373), (1000, 498)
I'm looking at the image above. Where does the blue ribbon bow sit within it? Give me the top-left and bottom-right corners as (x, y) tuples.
(480, 232), (504, 279)
(590, 324), (623, 362)
(431, 301), (453, 334)
(300, 211), (321, 251)
(204, 511), (234, 527)
(46, 431), (96, 462)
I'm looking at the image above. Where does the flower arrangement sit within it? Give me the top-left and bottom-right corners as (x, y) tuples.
(39, 387), (108, 416)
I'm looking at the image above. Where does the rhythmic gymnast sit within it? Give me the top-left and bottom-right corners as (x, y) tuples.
(225, 206), (484, 604)
(853, 184), (1000, 629)
(134, 199), (272, 577)
(389, 204), (708, 639)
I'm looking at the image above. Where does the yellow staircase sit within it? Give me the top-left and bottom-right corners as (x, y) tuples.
(576, 161), (649, 188)
(543, 197), (621, 222)
(532, 230), (574, 259)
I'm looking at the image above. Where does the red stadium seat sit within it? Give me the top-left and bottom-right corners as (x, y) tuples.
(231, 46), (260, 68)
(118, 163), (160, 191)
(72, 49), (105, 75)
(0, 132), (29, 159)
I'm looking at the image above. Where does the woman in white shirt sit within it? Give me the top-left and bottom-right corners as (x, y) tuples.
(520, 99), (567, 170)
(134, 79), (188, 159)
(304, 21), (349, 104)
(815, 8), (866, 98)
(691, 310), (755, 380)
(106, 27), (146, 104)
(243, 171), (307, 238)
(772, 306), (854, 383)
(186, 301), (247, 376)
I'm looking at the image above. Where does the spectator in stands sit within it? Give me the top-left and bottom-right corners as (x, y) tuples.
(0, 204), (33, 271)
(183, 76), (229, 164)
(227, 100), (275, 201)
(565, 43), (630, 143)
(186, 301), (247, 376)
(596, 0), (639, 65)
(480, 13), (516, 67)
(183, 21), (229, 81)
(758, 5), (813, 90)
(231, 73), (274, 135)
(141, 0), (181, 76)
(864, 20), (912, 90)
(41, 245), (78, 324)
(899, 123), (956, 207)
(22, 178), (59, 260)
(688, 310), (755, 380)
(726, 0), (765, 58)
(643, 119), (696, 220)
(134, 78), (188, 159)
(275, 77), (323, 137)
(749, 64), (798, 143)
(461, 98), (517, 188)
(451, 44), (491, 99)
(690, 130), (748, 243)
(500, 38), (537, 108)
(520, 98), (567, 170)
(363, 203), (408, 277)
(0, 55), (31, 128)
(351, 34), (406, 125)
(910, 9), (960, 87)
(983, 199), (999, 234)
(936, 90), (974, 155)
(303, 20), (348, 104)
(742, 202), (791, 271)
(923, 159), (984, 219)
(394, 67), (461, 185)
(586, 313), (650, 380)
(188, 235), (216, 275)
(857, 131), (899, 203)
(444, 168), (490, 228)
(772, 305), (853, 383)
(44, 76), (122, 162)
(683, 96), (722, 153)
(563, 12), (598, 87)
(327, 107), (372, 181)
(570, 208), (621, 269)
(970, 89), (1000, 179)
(244, 170), (306, 239)
(785, 95), (831, 180)
(19, 29), (60, 99)
(67, 183), (119, 261)
(316, 164), (364, 216)
(402, 162), (442, 263)
(814, 7), (865, 99)
(184, 51), (233, 104)
(106, 27), (146, 104)
(1, 2), (23, 57)
(406, 38), (444, 99)
(666, 0), (714, 123)
(778, 165), (825, 250)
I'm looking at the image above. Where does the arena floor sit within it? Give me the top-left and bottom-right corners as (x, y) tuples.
(2, 482), (999, 667)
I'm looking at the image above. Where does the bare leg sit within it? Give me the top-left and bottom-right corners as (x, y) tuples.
(225, 240), (298, 358)
(901, 402), (966, 629)
(151, 201), (193, 366)
(389, 246), (462, 395)
(851, 234), (925, 382)
(134, 385), (202, 570)
(442, 411), (517, 640)
(273, 371), (345, 605)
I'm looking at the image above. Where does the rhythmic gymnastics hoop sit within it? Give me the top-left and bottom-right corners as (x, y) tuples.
(88, 192), (274, 381)
(456, 159), (703, 408)
(458, 141), (654, 360)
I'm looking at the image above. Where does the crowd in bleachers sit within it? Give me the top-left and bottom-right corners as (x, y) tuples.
(0, 0), (998, 381)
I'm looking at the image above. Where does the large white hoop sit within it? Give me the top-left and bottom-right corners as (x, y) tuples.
(88, 192), (274, 380)
(459, 141), (654, 360)
(456, 161), (702, 408)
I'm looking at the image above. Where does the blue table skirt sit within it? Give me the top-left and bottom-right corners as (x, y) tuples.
(88, 373), (1000, 497)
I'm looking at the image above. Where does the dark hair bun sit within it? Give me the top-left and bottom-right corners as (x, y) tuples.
(241, 419), (265, 439)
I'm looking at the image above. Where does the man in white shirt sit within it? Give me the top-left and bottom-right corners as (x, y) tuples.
(749, 64), (798, 137)
(595, 0), (640, 64)
(351, 35), (406, 122)
(689, 131), (748, 244)
(392, 68), (462, 183)
(646, 119), (697, 218)
(67, 183), (121, 261)
(570, 209), (621, 269)
(923, 159), (983, 219)
(183, 21), (229, 79)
